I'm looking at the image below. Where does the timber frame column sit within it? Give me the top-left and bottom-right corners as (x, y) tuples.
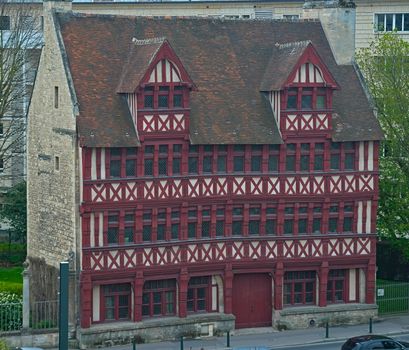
(80, 272), (92, 328)
(134, 271), (144, 322)
(224, 264), (233, 314)
(366, 257), (376, 304)
(274, 262), (284, 310)
(179, 268), (189, 318)
(318, 261), (329, 307)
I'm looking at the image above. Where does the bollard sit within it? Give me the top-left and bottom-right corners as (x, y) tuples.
(180, 335), (184, 350)
(132, 338), (136, 350)
(227, 331), (230, 347)
(369, 317), (373, 334)
(325, 322), (329, 338)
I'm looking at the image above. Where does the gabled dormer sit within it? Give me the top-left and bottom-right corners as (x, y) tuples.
(117, 38), (195, 137)
(260, 41), (339, 133)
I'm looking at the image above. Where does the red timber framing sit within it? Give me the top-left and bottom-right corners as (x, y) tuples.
(78, 40), (379, 329)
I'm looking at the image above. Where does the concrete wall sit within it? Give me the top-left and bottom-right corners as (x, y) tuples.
(355, 0), (409, 49)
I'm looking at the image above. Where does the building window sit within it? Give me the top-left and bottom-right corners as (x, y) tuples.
(144, 145), (154, 176)
(300, 143), (310, 172)
(172, 144), (182, 175)
(312, 205), (322, 234)
(265, 206), (277, 235)
(102, 284), (131, 321)
(188, 145), (198, 174)
(157, 209), (166, 241)
(233, 144), (245, 172)
(301, 88), (313, 110)
(232, 206), (243, 236)
(284, 206), (294, 235)
(125, 148), (137, 177)
(0, 16), (10, 31)
(143, 86), (154, 108)
(327, 270), (346, 303)
(173, 86), (183, 108)
(298, 205), (308, 234)
(217, 145), (227, 173)
(143, 210), (152, 242)
(250, 145), (262, 172)
(107, 212), (119, 245)
(286, 87), (298, 110)
(142, 279), (176, 317)
(188, 208), (197, 239)
(286, 143), (296, 172)
(203, 145), (213, 173)
(55, 156), (60, 171)
(330, 142), (341, 170)
(124, 212), (134, 244)
(268, 144), (279, 172)
(316, 88), (327, 109)
(109, 148), (121, 178)
(343, 203), (354, 232)
(328, 204), (339, 233)
(248, 205), (261, 235)
(201, 207), (211, 238)
(216, 207), (225, 237)
(314, 143), (324, 171)
(375, 13), (409, 32)
(187, 276), (210, 313)
(344, 142), (355, 170)
(284, 271), (316, 306)
(171, 209), (180, 240)
(158, 86), (169, 108)
(158, 145), (168, 176)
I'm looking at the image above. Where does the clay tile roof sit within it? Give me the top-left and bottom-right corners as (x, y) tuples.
(260, 40), (310, 91)
(117, 37), (165, 94)
(56, 14), (382, 146)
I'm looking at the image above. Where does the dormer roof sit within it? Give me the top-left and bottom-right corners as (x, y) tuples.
(260, 40), (339, 91)
(117, 38), (195, 94)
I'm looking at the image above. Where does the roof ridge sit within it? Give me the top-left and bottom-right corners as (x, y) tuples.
(276, 40), (311, 49)
(132, 37), (166, 45)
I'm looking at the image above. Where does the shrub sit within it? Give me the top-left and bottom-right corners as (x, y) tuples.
(0, 292), (22, 331)
(0, 339), (10, 350)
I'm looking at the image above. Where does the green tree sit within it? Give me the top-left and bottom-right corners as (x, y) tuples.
(0, 181), (26, 243)
(356, 33), (409, 260)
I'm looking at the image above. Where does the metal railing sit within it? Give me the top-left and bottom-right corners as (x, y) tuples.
(31, 300), (58, 329)
(377, 281), (409, 315)
(0, 301), (22, 332)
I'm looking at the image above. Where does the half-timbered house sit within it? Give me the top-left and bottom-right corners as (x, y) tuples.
(27, 1), (383, 346)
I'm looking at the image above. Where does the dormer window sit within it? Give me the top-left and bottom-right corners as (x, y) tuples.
(142, 84), (185, 110)
(285, 87), (329, 111)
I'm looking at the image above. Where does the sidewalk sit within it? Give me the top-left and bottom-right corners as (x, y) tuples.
(85, 314), (409, 350)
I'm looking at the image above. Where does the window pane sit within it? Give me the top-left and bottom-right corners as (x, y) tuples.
(173, 158), (181, 174)
(158, 95), (168, 108)
(287, 95), (297, 109)
(312, 218), (321, 233)
(203, 156), (213, 173)
(232, 221), (243, 235)
(173, 144), (182, 153)
(157, 224), (166, 241)
(404, 14), (409, 31)
(265, 219), (276, 235)
(173, 94), (183, 107)
(188, 223), (196, 238)
(301, 95), (312, 109)
(376, 14), (385, 31)
(145, 145), (154, 154)
(284, 219), (293, 234)
(298, 219), (307, 234)
(158, 158), (167, 175)
(316, 95), (326, 109)
(110, 160), (121, 177)
(300, 155), (309, 171)
(188, 157), (198, 174)
(286, 155), (295, 171)
(143, 226), (152, 241)
(343, 217), (352, 232)
(171, 223), (179, 240)
(251, 156), (262, 172)
(249, 220), (260, 235)
(330, 154), (340, 170)
(126, 159), (135, 177)
(144, 159), (153, 176)
(144, 95), (153, 108)
(107, 228), (118, 244)
(201, 221), (210, 237)
(216, 220), (224, 236)
(386, 14), (393, 31)
(217, 156), (226, 172)
(329, 218), (338, 233)
(124, 227), (134, 243)
(314, 155), (323, 171)
(268, 155), (278, 172)
(233, 156), (244, 171)
(345, 154), (354, 170)
(396, 14), (403, 31)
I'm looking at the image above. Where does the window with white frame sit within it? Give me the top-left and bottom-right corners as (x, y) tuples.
(375, 13), (409, 32)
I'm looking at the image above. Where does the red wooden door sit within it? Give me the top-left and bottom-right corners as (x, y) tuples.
(232, 273), (272, 328)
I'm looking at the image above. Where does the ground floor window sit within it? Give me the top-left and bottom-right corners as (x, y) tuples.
(283, 271), (316, 306)
(102, 283), (131, 321)
(327, 269), (346, 304)
(142, 279), (176, 317)
(187, 276), (210, 313)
